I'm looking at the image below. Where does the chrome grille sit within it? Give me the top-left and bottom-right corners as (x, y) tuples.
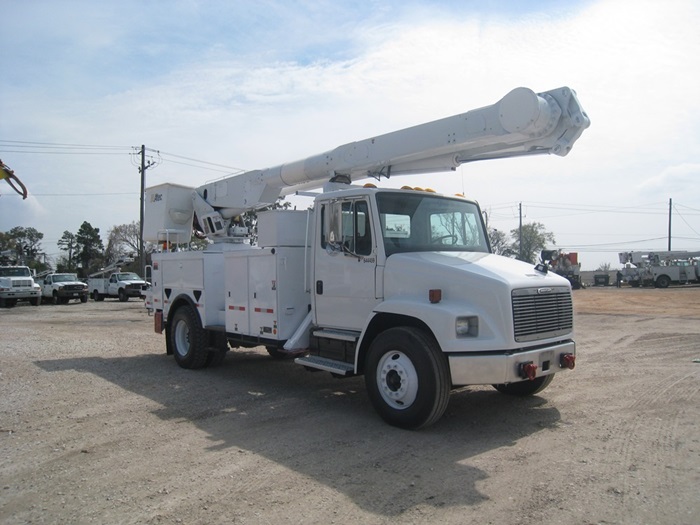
(512, 286), (573, 342)
(13, 279), (33, 288)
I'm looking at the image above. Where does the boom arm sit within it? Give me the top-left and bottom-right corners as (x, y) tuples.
(146, 86), (590, 241)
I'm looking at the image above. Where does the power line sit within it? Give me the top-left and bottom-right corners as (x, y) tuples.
(0, 139), (131, 149)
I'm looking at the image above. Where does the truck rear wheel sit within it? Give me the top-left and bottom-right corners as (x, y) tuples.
(169, 305), (209, 369)
(493, 374), (554, 396)
(655, 275), (671, 288)
(92, 290), (104, 301)
(364, 327), (450, 430)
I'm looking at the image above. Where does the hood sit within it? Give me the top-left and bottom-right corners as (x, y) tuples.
(384, 251), (570, 301)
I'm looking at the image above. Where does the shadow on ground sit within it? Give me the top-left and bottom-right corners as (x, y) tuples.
(36, 350), (560, 516)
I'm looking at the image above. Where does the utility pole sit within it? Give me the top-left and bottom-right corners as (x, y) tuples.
(668, 197), (672, 251)
(139, 145), (155, 276)
(518, 202), (523, 261)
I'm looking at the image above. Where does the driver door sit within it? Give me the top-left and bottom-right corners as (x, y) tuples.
(313, 198), (379, 330)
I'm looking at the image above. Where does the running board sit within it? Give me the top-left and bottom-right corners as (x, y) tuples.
(295, 355), (355, 376)
(312, 328), (360, 342)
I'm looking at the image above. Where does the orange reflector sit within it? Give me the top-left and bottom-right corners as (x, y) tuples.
(429, 289), (442, 303)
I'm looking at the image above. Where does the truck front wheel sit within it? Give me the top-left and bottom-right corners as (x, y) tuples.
(118, 288), (128, 302)
(655, 275), (671, 288)
(493, 374), (554, 396)
(364, 327), (450, 430)
(169, 305), (209, 369)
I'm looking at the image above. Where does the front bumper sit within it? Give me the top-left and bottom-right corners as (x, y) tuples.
(448, 340), (576, 386)
(0, 290), (41, 300)
(57, 290), (88, 298)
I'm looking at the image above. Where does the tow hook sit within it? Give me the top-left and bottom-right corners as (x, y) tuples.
(560, 353), (576, 370)
(519, 362), (538, 381)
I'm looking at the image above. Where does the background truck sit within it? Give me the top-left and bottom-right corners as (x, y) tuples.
(144, 86), (590, 429)
(88, 260), (147, 302)
(541, 250), (583, 289)
(619, 250), (700, 288)
(0, 265), (41, 307)
(37, 271), (89, 304)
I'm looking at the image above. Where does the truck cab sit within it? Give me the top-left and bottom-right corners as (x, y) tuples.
(0, 265), (41, 307)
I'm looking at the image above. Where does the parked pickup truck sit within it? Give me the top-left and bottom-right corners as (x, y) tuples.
(0, 265), (41, 307)
(88, 271), (147, 302)
(39, 273), (89, 304)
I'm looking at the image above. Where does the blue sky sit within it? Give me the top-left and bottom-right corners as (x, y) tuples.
(1, 0), (699, 270)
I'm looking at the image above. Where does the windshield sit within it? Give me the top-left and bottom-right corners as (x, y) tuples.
(376, 192), (489, 256)
(53, 274), (78, 282)
(117, 273), (141, 281)
(0, 266), (31, 277)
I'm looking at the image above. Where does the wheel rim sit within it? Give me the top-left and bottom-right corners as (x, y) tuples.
(173, 319), (191, 357)
(376, 351), (418, 410)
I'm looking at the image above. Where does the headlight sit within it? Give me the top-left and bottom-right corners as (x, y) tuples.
(456, 316), (479, 337)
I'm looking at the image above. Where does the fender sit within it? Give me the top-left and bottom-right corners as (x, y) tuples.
(164, 293), (202, 355)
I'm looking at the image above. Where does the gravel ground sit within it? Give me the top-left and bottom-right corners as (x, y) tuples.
(1, 286), (699, 525)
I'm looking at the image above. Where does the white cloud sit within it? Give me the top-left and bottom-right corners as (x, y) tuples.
(1, 0), (699, 268)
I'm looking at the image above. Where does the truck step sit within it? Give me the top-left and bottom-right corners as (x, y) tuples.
(312, 328), (360, 342)
(295, 355), (355, 376)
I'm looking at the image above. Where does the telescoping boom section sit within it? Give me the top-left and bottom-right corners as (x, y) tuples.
(144, 86), (589, 429)
(144, 86), (589, 243)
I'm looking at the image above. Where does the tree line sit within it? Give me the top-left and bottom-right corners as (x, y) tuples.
(0, 221), (143, 277)
(2, 216), (559, 277)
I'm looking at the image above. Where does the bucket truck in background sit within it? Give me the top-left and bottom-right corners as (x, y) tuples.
(619, 251), (700, 288)
(541, 250), (583, 289)
(0, 265), (41, 307)
(144, 86), (590, 429)
(88, 259), (147, 302)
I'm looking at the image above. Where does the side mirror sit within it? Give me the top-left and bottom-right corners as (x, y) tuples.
(326, 201), (343, 252)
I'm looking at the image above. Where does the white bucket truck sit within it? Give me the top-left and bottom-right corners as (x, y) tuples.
(0, 265), (41, 307)
(88, 260), (147, 302)
(144, 87), (590, 428)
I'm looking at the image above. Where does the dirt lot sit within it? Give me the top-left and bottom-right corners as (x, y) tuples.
(1, 286), (699, 525)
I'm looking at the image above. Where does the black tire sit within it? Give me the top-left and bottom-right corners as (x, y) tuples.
(364, 327), (451, 430)
(169, 305), (209, 369)
(118, 288), (128, 302)
(30, 297), (40, 306)
(205, 332), (229, 367)
(493, 374), (554, 396)
(92, 290), (104, 301)
(52, 292), (59, 305)
(655, 275), (671, 289)
(206, 349), (227, 367)
(80, 294), (88, 303)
